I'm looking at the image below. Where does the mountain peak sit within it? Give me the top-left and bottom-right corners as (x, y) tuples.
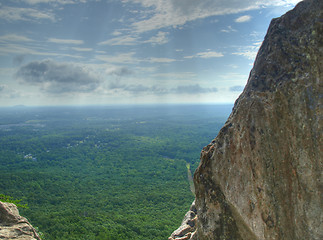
(170, 0), (323, 239)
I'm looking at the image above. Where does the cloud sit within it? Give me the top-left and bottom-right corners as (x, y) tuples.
(196, 51), (224, 58)
(233, 41), (262, 60)
(185, 50), (224, 59)
(235, 15), (252, 23)
(0, 85), (5, 92)
(0, 6), (55, 22)
(21, 0), (87, 5)
(71, 47), (93, 52)
(148, 57), (176, 63)
(0, 85), (22, 99)
(152, 72), (197, 79)
(221, 25), (237, 33)
(143, 31), (169, 45)
(229, 85), (244, 92)
(95, 52), (138, 64)
(108, 82), (217, 96)
(97, 53), (176, 65)
(0, 42), (83, 58)
(48, 38), (84, 45)
(16, 59), (100, 94)
(106, 67), (134, 76)
(97, 0), (301, 48)
(13, 55), (26, 65)
(111, 31), (123, 36)
(173, 84), (218, 94)
(233, 50), (256, 60)
(99, 31), (169, 46)
(98, 35), (139, 46)
(0, 34), (34, 42)
(110, 83), (152, 94)
(124, 0), (302, 33)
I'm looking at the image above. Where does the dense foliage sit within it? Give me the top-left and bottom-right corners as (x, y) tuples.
(0, 104), (231, 240)
(0, 194), (28, 208)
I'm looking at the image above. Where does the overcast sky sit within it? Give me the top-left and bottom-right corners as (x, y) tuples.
(0, 0), (301, 106)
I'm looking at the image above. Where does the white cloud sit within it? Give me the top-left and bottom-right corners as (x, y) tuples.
(111, 31), (123, 36)
(143, 31), (169, 45)
(0, 43), (83, 58)
(99, 31), (169, 46)
(124, 0), (302, 33)
(148, 57), (176, 63)
(235, 15), (252, 23)
(227, 64), (238, 69)
(105, 66), (134, 76)
(233, 41), (262, 60)
(197, 51), (224, 58)
(71, 47), (93, 52)
(0, 34), (34, 42)
(95, 52), (138, 64)
(152, 72), (197, 79)
(98, 35), (138, 46)
(21, 0), (86, 5)
(97, 0), (301, 49)
(0, 6), (55, 22)
(262, 0), (302, 7)
(185, 50), (224, 59)
(221, 25), (237, 33)
(107, 82), (217, 96)
(0, 84), (22, 99)
(48, 38), (84, 45)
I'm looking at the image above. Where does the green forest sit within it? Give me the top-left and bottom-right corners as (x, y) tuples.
(0, 104), (231, 239)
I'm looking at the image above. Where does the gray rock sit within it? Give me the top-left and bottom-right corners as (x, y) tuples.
(171, 0), (323, 239)
(0, 201), (41, 240)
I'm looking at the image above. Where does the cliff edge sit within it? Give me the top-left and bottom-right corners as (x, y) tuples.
(0, 201), (41, 240)
(170, 0), (322, 239)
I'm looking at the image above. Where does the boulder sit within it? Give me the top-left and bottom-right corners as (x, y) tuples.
(0, 201), (41, 240)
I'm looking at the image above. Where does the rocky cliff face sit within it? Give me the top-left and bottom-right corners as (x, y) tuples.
(0, 201), (41, 240)
(170, 0), (322, 239)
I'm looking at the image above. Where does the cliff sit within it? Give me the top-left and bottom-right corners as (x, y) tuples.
(0, 201), (41, 240)
(170, 0), (322, 239)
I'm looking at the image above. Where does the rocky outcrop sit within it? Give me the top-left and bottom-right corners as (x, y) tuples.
(170, 0), (322, 239)
(169, 201), (198, 240)
(0, 201), (41, 240)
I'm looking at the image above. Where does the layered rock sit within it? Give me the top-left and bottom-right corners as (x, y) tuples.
(0, 201), (41, 240)
(171, 0), (322, 239)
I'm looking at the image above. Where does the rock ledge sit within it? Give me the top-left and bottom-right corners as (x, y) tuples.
(0, 201), (41, 240)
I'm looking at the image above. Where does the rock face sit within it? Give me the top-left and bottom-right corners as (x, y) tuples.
(170, 0), (322, 239)
(0, 201), (41, 240)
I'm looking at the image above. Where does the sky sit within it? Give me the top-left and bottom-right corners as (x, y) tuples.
(0, 0), (302, 106)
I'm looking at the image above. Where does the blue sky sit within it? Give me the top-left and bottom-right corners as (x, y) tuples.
(0, 0), (301, 106)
